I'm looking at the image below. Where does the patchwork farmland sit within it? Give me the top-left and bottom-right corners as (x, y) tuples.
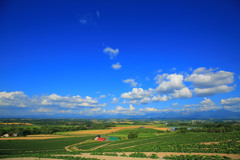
(0, 119), (240, 160)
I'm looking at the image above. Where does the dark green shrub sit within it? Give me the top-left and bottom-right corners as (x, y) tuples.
(129, 152), (147, 158)
(128, 131), (138, 139)
(149, 153), (159, 159)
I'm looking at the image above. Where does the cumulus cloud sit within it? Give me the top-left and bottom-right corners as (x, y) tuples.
(186, 67), (234, 96)
(221, 97), (240, 111)
(103, 47), (119, 59)
(0, 91), (105, 109)
(171, 87), (192, 99)
(155, 73), (185, 94)
(102, 104), (138, 115)
(123, 79), (137, 87)
(139, 97), (151, 104)
(199, 98), (221, 111)
(183, 98), (220, 112)
(194, 85), (234, 97)
(112, 98), (118, 103)
(0, 91), (29, 107)
(201, 98), (215, 106)
(152, 95), (168, 102)
(139, 107), (158, 112)
(121, 88), (154, 100)
(112, 62), (122, 70)
(129, 104), (135, 110)
(91, 108), (101, 112)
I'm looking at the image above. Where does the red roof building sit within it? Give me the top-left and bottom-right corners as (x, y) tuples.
(97, 138), (105, 141)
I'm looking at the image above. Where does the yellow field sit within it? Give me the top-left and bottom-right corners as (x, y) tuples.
(64, 125), (170, 135)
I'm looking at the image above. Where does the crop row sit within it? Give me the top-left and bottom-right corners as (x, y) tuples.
(94, 132), (240, 153)
(76, 141), (110, 150)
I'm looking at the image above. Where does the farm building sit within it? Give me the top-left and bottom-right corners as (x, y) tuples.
(12, 133), (18, 137)
(3, 134), (9, 138)
(97, 138), (105, 141)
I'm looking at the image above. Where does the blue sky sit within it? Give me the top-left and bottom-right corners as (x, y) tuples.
(0, 0), (240, 117)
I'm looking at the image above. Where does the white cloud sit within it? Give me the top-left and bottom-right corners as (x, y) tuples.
(112, 62), (122, 70)
(58, 109), (73, 114)
(183, 98), (220, 112)
(121, 88), (154, 100)
(152, 95), (168, 102)
(194, 85), (234, 97)
(99, 95), (106, 98)
(116, 106), (124, 111)
(171, 87), (192, 99)
(186, 67), (234, 96)
(221, 97), (240, 112)
(0, 91), (105, 109)
(139, 97), (151, 104)
(36, 108), (51, 113)
(103, 47), (119, 59)
(155, 73), (185, 94)
(123, 79), (137, 87)
(139, 107), (158, 112)
(123, 100), (139, 104)
(201, 98), (215, 106)
(172, 102), (178, 106)
(186, 68), (234, 88)
(199, 98), (221, 111)
(156, 69), (162, 73)
(184, 104), (200, 108)
(112, 98), (118, 103)
(129, 104), (135, 110)
(102, 104), (138, 115)
(91, 108), (101, 112)
(0, 91), (29, 107)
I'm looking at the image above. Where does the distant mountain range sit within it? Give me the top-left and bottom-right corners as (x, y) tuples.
(1, 109), (239, 119)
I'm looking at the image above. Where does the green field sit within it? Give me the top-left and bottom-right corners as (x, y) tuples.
(0, 136), (93, 156)
(1, 119), (240, 160)
(106, 128), (164, 138)
(93, 132), (240, 153)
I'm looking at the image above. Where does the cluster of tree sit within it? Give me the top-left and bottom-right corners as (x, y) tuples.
(128, 131), (138, 139)
(190, 123), (240, 133)
(174, 123), (240, 134)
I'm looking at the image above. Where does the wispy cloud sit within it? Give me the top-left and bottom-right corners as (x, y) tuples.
(103, 47), (119, 59)
(112, 62), (122, 70)
(123, 79), (137, 87)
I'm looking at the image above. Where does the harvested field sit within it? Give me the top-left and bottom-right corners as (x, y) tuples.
(144, 126), (170, 131)
(65, 125), (143, 135)
(65, 125), (169, 135)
